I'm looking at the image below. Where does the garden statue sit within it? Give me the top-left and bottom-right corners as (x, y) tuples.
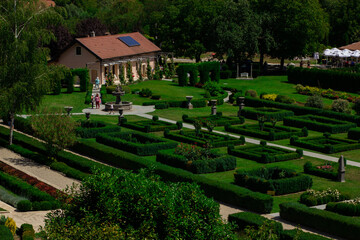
(95, 77), (100, 89)
(186, 96), (193, 109)
(211, 100), (217, 115)
(237, 97), (245, 117)
(338, 155), (345, 182)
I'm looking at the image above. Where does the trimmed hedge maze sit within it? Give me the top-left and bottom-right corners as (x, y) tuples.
(280, 202), (360, 240)
(290, 135), (360, 154)
(348, 127), (360, 140)
(121, 119), (180, 133)
(225, 123), (307, 141)
(228, 144), (303, 163)
(244, 96), (360, 126)
(326, 201), (360, 217)
(182, 114), (244, 127)
(283, 115), (356, 133)
(164, 130), (245, 148)
(96, 132), (178, 156)
(156, 149), (236, 174)
(234, 167), (312, 195)
(240, 107), (294, 121)
(303, 161), (338, 180)
(76, 120), (121, 138)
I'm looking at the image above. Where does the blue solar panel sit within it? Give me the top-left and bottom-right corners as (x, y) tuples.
(118, 36), (140, 47)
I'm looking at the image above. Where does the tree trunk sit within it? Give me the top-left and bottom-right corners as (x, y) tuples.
(280, 57), (285, 69)
(260, 52), (264, 71)
(9, 113), (14, 145)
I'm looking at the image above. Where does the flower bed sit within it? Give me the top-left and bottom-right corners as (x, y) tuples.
(121, 118), (180, 133)
(290, 135), (360, 154)
(295, 84), (358, 103)
(284, 115), (356, 133)
(225, 123), (307, 141)
(164, 129), (245, 148)
(156, 144), (236, 174)
(240, 107), (294, 121)
(182, 113), (244, 127)
(326, 198), (360, 216)
(228, 144), (303, 163)
(300, 188), (349, 206)
(234, 167), (312, 195)
(303, 161), (342, 180)
(96, 131), (178, 156)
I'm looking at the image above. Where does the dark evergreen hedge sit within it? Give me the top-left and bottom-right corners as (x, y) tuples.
(234, 167), (312, 195)
(183, 114), (244, 127)
(143, 99), (207, 108)
(283, 115), (356, 134)
(280, 229), (332, 240)
(299, 190), (348, 207)
(228, 145), (302, 163)
(241, 107), (294, 121)
(76, 120), (121, 138)
(287, 66), (360, 93)
(72, 138), (273, 213)
(280, 202), (360, 240)
(348, 128), (360, 140)
(71, 68), (90, 92)
(245, 96), (360, 126)
(228, 212), (283, 233)
(198, 61), (220, 83)
(122, 120), (179, 133)
(290, 135), (360, 154)
(96, 132), (178, 156)
(0, 225), (13, 240)
(326, 202), (360, 216)
(156, 149), (236, 174)
(303, 161), (337, 180)
(164, 130), (245, 148)
(225, 123), (307, 141)
(176, 64), (199, 86)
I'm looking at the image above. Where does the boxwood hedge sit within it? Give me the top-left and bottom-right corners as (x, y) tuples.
(244, 96), (360, 126)
(283, 115), (356, 134)
(225, 123), (307, 141)
(241, 107), (294, 121)
(182, 114), (244, 127)
(234, 167), (312, 195)
(72, 139), (273, 213)
(156, 149), (236, 174)
(96, 132), (178, 156)
(280, 202), (360, 240)
(228, 212), (283, 234)
(280, 229), (332, 240)
(326, 202), (360, 216)
(228, 145), (303, 163)
(122, 120), (180, 133)
(348, 128), (360, 140)
(76, 120), (121, 138)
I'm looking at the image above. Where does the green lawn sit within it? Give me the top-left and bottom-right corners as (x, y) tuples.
(33, 88), (89, 113)
(220, 76), (334, 105)
(121, 80), (207, 105)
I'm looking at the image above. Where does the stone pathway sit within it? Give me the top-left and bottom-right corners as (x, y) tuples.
(0, 147), (80, 232)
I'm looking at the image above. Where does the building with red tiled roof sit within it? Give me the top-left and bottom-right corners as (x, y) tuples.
(339, 41), (360, 51)
(53, 32), (161, 84)
(40, 0), (55, 7)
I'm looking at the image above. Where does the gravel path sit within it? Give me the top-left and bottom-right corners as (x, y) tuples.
(0, 147), (79, 231)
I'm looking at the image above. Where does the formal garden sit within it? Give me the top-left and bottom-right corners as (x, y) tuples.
(4, 61), (360, 239)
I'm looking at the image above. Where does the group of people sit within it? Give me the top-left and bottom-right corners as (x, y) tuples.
(299, 60), (311, 68)
(91, 94), (101, 109)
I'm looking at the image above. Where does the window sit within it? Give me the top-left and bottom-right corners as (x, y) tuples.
(76, 47), (81, 55)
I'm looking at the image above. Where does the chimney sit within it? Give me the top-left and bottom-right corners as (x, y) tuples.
(90, 31), (95, 37)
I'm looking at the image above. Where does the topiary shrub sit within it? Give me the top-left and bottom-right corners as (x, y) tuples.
(17, 200), (32, 212)
(139, 88), (152, 97)
(0, 225), (13, 240)
(151, 95), (161, 100)
(152, 115), (159, 121)
(332, 99), (351, 114)
(245, 89), (258, 98)
(354, 98), (360, 115)
(305, 94), (324, 109)
(275, 95), (295, 104)
(155, 103), (169, 109)
(176, 121), (183, 129)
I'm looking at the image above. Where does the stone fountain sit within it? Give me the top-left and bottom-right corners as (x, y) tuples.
(105, 85), (133, 111)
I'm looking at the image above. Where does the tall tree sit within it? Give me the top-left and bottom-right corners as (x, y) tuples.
(75, 17), (107, 37)
(212, 0), (260, 64)
(0, 0), (59, 144)
(269, 0), (329, 68)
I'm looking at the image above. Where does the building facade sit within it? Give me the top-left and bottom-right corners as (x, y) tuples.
(53, 32), (161, 85)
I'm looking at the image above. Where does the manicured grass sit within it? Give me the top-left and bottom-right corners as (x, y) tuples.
(220, 76), (334, 105)
(34, 88), (89, 113)
(121, 80), (207, 105)
(201, 154), (360, 213)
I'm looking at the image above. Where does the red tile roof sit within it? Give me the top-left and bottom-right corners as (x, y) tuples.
(76, 32), (161, 60)
(40, 0), (55, 7)
(339, 41), (360, 51)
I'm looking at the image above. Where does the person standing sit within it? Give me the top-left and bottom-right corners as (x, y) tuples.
(109, 104), (114, 114)
(95, 94), (100, 109)
(91, 95), (94, 109)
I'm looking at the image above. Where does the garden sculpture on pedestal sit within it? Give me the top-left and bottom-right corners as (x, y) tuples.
(338, 155), (345, 182)
(186, 96), (193, 109)
(211, 100), (217, 115)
